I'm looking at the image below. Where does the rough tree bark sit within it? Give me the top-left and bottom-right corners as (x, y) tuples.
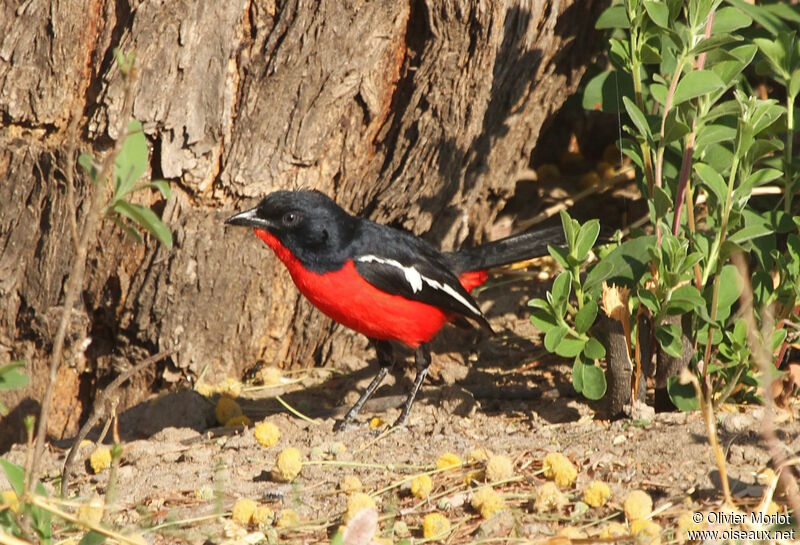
(0, 0), (604, 446)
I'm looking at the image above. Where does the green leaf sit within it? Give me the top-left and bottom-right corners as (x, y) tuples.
(0, 361), (28, 390)
(690, 33), (742, 56)
(712, 6), (752, 34)
(555, 336), (586, 358)
(583, 337), (606, 360)
(112, 201), (173, 249)
(653, 185), (672, 219)
(559, 210), (577, 248)
(113, 120), (148, 199)
(667, 375), (699, 411)
(551, 271), (572, 306)
(596, 4), (629, 29)
(644, 0), (670, 27)
(663, 113), (691, 144)
(696, 123), (737, 153)
(790, 69), (800, 99)
(0, 458), (25, 494)
(585, 236), (655, 296)
(572, 360), (585, 394)
(771, 329), (788, 353)
(530, 310), (558, 333)
(666, 284), (705, 314)
(582, 70), (635, 113)
(694, 162), (728, 204)
(726, 0), (788, 35)
(650, 83), (668, 106)
(544, 325), (567, 353)
(548, 244), (571, 270)
(656, 322), (683, 358)
(582, 364), (607, 400)
(78, 532), (107, 545)
(575, 220), (600, 261)
(728, 224), (773, 245)
(78, 154), (99, 183)
(672, 70), (726, 106)
(622, 96), (652, 139)
(637, 288), (660, 313)
(714, 264), (742, 322)
(143, 180), (171, 199)
(331, 531), (345, 545)
(575, 301), (598, 334)
(754, 37), (788, 79)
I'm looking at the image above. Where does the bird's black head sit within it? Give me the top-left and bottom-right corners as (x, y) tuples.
(225, 190), (357, 269)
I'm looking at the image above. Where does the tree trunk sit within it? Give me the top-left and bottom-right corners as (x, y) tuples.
(0, 0), (605, 445)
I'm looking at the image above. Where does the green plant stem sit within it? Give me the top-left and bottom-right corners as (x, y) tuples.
(656, 55), (688, 191)
(702, 133), (742, 382)
(627, 4), (656, 198)
(785, 92), (795, 213)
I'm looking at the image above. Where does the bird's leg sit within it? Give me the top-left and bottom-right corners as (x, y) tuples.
(391, 343), (431, 429)
(333, 340), (393, 431)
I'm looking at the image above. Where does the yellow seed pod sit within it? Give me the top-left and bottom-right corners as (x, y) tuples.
(422, 512), (450, 539)
(273, 447), (303, 482)
(344, 492), (376, 523)
(215, 396), (243, 425)
(542, 452), (577, 488)
(76, 496), (104, 525)
(623, 490), (653, 522)
(583, 480), (611, 508)
(89, 446), (112, 474)
(466, 447), (492, 463)
(225, 415), (252, 427)
(463, 469), (484, 485)
(534, 482), (567, 513)
(471, 487), (505, 519)
(369, 417), (385, 429)
(1, 490), (19, 513)
(252, 505), (274, 527)
(217, 377), (243, 398)
(259, 367), (283, 386)
(676, 511), (702, 542)
(410, 474), (433, 499)
(485, 455), (513, 482)
(194, 382), (214, 397)
(232, 498), (257, 524)
(435, 452), (462, 470)
(276, 509), (299, 528)
(340, 475), (363, 494)
(254, 421), (281, 448)
(630, 518), (661, 545)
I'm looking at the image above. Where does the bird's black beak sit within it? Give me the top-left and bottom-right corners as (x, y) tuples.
(225, 207), (273, 230)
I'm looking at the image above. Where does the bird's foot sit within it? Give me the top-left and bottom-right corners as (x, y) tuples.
(333, 417), (360, 432)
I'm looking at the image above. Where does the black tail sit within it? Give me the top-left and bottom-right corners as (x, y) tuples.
(447, 226), (564, 273)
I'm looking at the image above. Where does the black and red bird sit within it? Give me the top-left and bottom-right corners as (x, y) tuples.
(226, 190), (561, 430)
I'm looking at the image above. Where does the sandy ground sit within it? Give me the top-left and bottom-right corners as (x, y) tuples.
(2, 278), (798, 544)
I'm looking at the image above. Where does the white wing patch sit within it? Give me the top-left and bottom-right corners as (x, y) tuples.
(356, 254), (482, 317)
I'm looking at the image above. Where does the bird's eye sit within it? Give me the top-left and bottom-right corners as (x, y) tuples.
(282, 211), (300, 226)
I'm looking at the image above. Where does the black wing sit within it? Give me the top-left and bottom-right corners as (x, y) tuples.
(352, 223), (493, 331)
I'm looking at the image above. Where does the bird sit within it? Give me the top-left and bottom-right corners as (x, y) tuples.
(225, 190), (562, 430)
